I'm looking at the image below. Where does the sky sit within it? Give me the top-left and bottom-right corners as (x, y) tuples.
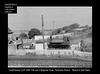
(8, 7), (92, 31)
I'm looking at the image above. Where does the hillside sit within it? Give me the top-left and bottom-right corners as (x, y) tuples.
(52, 23), (92, 36)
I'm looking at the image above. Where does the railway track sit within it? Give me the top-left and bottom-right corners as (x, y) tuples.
(8, 59), (92, 68)
(8, 55), (92, 68)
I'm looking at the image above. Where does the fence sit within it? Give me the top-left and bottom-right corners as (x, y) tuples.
(8, 48), (92, 59)
(73, 50), (92, 58)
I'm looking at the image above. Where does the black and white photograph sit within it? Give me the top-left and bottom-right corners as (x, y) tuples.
(8, 6), (92, 71)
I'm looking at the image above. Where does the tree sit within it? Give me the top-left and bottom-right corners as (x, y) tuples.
(87, 32), (92, 38)
(8, 28), (13, 34)
(28, 28), (41, 39)
(19, 33), (28, 39)
(62, 26), (68, 30)
(84, 25), (89, 28)
(69, 23), (80, 29)
(52, 28), (62, 35)
(62, 23), (80, 33)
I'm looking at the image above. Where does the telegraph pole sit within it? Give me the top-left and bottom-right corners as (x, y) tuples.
(53, 21), (55, 30)
(41, 15), (45, 49)
(51, 20), (55, 36)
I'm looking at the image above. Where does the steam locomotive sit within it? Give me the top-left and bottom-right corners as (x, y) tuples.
(47, 36), (70, 49)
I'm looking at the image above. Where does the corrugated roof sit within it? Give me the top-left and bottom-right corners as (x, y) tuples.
(16, 40), (22, 44)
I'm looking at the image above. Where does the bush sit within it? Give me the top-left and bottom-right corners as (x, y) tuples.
(87, 32), (92, 38)
(25, 52), (36, 56)
(52, 28), (62, 35)
(83, 46), (92, 52)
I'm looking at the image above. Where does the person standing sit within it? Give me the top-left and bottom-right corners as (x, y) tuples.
(80, 39), (84, 51)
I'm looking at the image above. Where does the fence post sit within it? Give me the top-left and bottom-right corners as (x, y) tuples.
(58, 51), (60, 58)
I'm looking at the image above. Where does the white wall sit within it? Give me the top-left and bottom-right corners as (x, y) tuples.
(34, 33), (73, 40)
(35, 35), (50, 40)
